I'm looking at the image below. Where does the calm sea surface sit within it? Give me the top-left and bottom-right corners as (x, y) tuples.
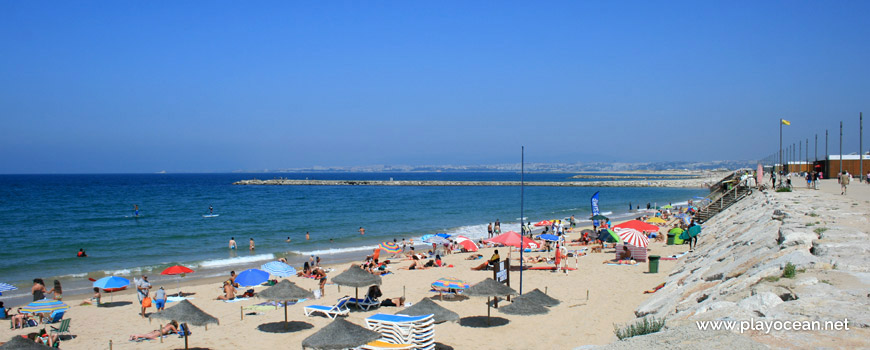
(0, 172), (705, 301)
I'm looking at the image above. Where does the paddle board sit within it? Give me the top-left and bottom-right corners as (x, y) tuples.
(202, 214), (220, 218)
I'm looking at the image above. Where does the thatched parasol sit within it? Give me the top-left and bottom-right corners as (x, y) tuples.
(330, 264), (382, 302)
(463, 278), (517, 325)
(257, 279), (314, 326)
(149, 299), (219, 349)
(397, 298), (459, 324)
(498, 298), (549, 315)
(512, 288), (560, 307)
(301, 318), (381, 350)
(0, 336), (52, 350)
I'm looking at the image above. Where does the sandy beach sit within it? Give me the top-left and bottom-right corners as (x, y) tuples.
(2, 221), (688, 350)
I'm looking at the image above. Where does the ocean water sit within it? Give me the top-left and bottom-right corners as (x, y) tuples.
(0, 172), (705, 301)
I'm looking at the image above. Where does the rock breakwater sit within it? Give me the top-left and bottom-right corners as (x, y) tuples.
(607, 180), (870, 348)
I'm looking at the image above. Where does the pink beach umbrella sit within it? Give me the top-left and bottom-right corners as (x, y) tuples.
(615, 228), (649, 248)
(486, 231), (539, 250)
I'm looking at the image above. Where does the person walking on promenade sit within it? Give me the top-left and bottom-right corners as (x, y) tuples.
(839, 171), (850, 195)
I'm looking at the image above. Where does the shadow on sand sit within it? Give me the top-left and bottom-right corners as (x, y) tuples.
(99, 301), (133, 308)
(257, 321), (314, 333)
(459, 316), (509, 328)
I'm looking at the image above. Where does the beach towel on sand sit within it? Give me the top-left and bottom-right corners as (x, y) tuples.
(644, 283), (665, 294)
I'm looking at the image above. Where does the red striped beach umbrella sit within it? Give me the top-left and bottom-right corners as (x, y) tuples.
(379, 242), (401, 254)
(533, 220), (552, 227)
(615, 228), (649, 247)
(453, 236), (479, 252)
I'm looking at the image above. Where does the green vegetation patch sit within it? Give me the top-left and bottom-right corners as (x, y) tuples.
(614, 317), (666, 340)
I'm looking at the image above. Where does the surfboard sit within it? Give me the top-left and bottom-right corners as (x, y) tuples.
(202, 214), (220, 218)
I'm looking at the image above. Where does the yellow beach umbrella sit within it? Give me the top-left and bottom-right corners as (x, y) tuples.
(646, 217), (667, 224)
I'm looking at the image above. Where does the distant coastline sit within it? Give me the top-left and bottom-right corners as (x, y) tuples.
(234, 171), (727, 188)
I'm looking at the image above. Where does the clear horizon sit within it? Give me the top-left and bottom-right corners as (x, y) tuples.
(1, 1), (868, 174)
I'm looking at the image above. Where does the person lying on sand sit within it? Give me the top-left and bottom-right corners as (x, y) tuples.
(129, 320), (179, 341)
(465, 254), (483, 260)
(521, 255), (548, 264)
(379, 296), (405, 307)
(400, 255), (427, 270)
(10, 309), (31, 329)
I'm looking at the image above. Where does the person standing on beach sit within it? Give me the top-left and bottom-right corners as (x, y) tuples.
(487, 223), (493, 238)
(494, 219), (501, 234)
(136, 275), (151, 317)
(229, 237), (236, 249)
(155, 287), (166, 311)
(359, 227), (365, 235)
(31, 279), (47, 301)
(249, 238), (255, 250)
(48, 280), (62, 301)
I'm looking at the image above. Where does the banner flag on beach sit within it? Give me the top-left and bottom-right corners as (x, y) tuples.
(781, 119), (791, 126)
(591, 191), (601, 227)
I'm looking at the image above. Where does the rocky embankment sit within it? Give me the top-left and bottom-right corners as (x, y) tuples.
(233, 175), (722, 188)
(599, 181), (870, 349)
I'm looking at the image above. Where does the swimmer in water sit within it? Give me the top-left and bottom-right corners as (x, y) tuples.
(229, 237), (236, 250)
(134, 204), (139, 217)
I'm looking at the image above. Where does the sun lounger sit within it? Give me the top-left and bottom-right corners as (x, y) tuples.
(348, 296), (380, 311)
(303, 296), (351, 319)
(359, 339), (416, 350)
(365, 313), (435, 350)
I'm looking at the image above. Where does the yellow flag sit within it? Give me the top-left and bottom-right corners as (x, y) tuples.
(781, 119), (791, 126)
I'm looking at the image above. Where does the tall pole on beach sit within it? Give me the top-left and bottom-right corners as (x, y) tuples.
(840, 121), (843, 174)
(815, 134), (818, 162)
(805, 138), (808, 172)
(519, 146), (524, 295)
(826, 130), (829, 176)
(799, 140), (802, 171)
(779, 119), (783, 185)
(860, 113), (864, 182)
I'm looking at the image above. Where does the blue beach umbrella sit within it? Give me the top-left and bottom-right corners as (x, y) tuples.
(420, 234), (435, 242)
(538, 234), (560, 242)
(0, 282), (17, 296)
(261, 261), (297, 278)
(235, 268), (270, 287)
(93, 276), (130, 290)
(21, 299), (69, 314)
(435, 233), (451, 239)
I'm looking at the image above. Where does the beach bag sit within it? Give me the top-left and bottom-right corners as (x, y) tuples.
(313, 289), (322, 299)
(142, 296), (152, 308)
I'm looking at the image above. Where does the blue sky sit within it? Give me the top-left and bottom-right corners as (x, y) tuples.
(1, 1), (868, 173)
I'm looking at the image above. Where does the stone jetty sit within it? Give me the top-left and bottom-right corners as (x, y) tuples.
(233, 174), (724, 188)
(596, 179), (870, 349)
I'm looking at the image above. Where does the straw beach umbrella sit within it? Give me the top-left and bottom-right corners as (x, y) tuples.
(512, 288), (560, 307)
(398, 298), (459, 324)
(463, 278), (517, 325)
(0, 335), (52, 349)
(498, 298), (549, 315)
(302, 318), (381, 350)
(257, 279), (314, 327)
(331, 265), (382, 302)
(150, 299), (218, 349)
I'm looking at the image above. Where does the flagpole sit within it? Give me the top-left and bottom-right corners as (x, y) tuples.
(519, 146), (524, 295)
